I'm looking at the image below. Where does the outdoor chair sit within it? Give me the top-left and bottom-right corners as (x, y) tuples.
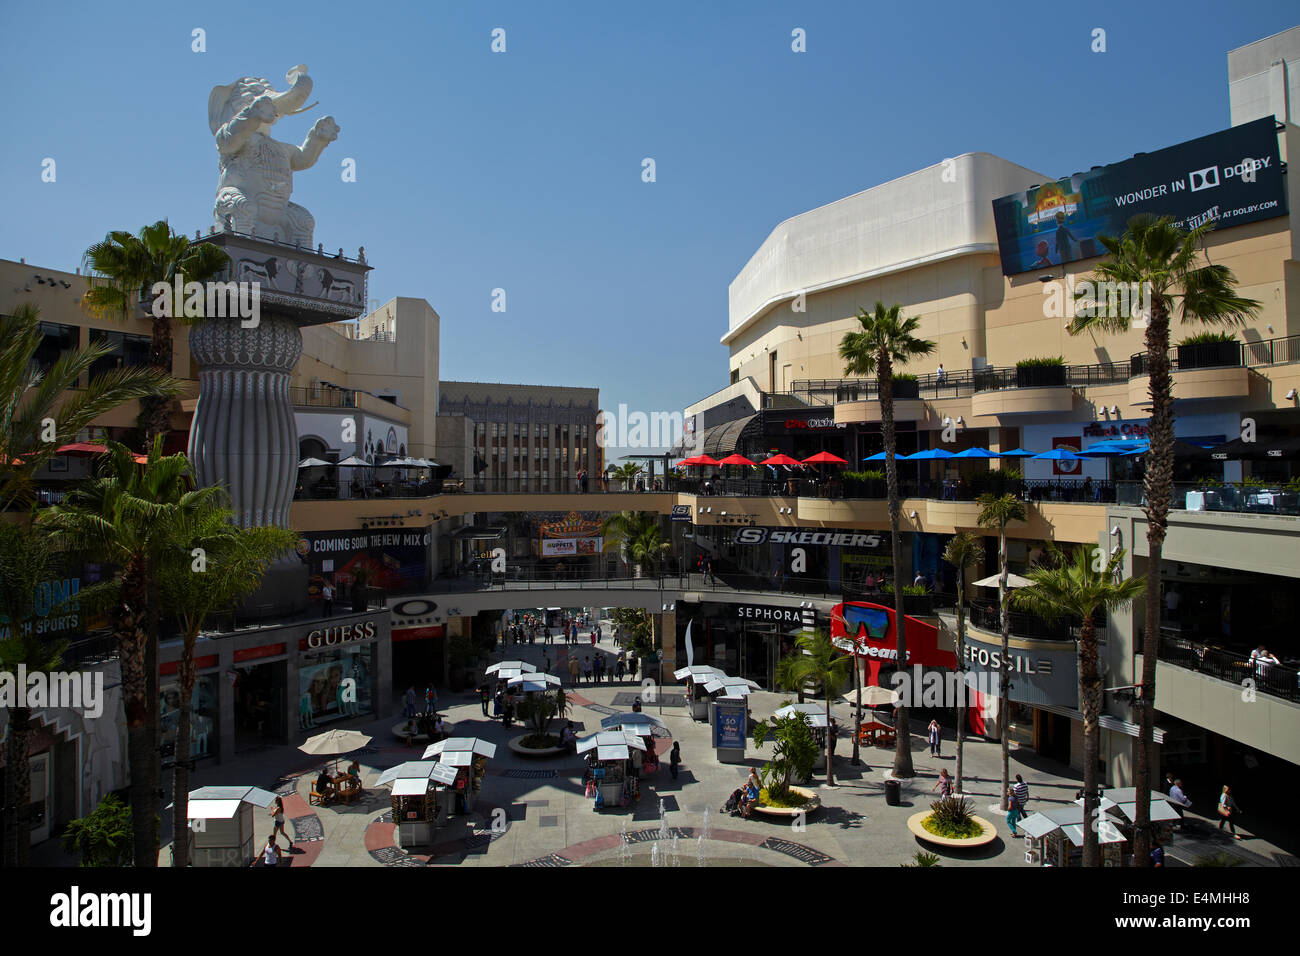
(309, 785), (328, 806)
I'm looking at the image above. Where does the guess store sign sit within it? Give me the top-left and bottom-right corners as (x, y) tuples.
(299, 619), (379, 651)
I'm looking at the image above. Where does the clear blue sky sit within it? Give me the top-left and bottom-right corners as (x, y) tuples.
(1, 1), (1296, 456)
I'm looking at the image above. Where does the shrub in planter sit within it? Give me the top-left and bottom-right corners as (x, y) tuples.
(892, 373), (920, 399)
(1176, 331), (1240, 370)
(1015, 356), (1066, 387)
(922, 795), (984, 840)
(752, 710), (818, 803)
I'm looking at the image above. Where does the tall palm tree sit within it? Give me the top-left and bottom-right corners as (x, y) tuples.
(839, 302), (935, 778)
(1070, 214), (1259, 861)
(607, 462), (642, 492)
(1011, 545), (1144, 867)
(976, 493), (1027, 810)
(773, 654), (807, 704)
(0, 522), (68, 867)
(43, 439), (226, 867)
(942, 531), (984, 794)
(789, 630), (851, 785)
(0, 304), (179, 508)
(155, 500), (296, 866)
(81, 220), (230, 445)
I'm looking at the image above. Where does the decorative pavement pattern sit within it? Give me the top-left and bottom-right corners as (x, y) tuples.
(513, 826), (841, 867)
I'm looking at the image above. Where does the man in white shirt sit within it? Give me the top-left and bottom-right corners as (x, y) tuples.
(1168, 778), (1192, 827)
(322, 582), (334, 617)
(935, 363), (946, 384)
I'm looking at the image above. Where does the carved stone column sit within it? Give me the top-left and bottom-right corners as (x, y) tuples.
(187, 314), (307, 616)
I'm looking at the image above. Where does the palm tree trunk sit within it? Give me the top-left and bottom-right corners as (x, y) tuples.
(999, 525), (1010, 810)
(1133, 300), (1173, 866)
(824, 695), (834, 785)
(141, 314), (175, 445)
(146, 579), (162, 867)
(171, 632), (198, 867)
(115, 555), (157, 867)
(1080, 619), (1102, 867)
(880, 354), (913, 778)
(1, 706), (33, 866)
(954, 575), (967, 794)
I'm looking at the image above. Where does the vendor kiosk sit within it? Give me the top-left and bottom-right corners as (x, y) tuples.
(578, 730), (646, 811)
(1019, 804), (1128, 867)
(378, 760), (459, 849)
(181, 785), (278, 867)
(423, 737), (497, 815)
(675, 665), (724, 721)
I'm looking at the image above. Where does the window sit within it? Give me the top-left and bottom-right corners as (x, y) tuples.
(33, 322), (79, 376)
(88, 329), (151, 382)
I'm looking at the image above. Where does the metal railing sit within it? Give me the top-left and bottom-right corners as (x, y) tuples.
(969, 599), (1102, 643)
(1116, 481), (1300, 516)
(290, 386), (361, 408)
(1159, 634), (1299, 703)
(1130, 333), (1300, 375)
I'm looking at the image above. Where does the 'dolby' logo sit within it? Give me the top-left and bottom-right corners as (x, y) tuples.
(49, 886), (151, 936)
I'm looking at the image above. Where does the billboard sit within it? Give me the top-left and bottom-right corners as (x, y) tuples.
(540, 536), (603, 557)
(991, 118), (1286, 276)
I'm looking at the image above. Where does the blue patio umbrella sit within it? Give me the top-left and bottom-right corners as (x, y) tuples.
(1079, 440), (1148, 457)
(905, 448), (956, 460)
(1031, 448), (1085, 461)
(863, 452), (888, 461)
(951, 447), (999, 459)
(997, 448), (1036, 457)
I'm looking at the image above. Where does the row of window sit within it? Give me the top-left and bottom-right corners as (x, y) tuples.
(33, 322), (151, 381)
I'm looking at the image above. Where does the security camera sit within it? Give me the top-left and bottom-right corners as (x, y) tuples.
(1110, 526), (1120, 536)
(1110, 544), (1121, 556)
(1287, 389), (1297, 401)
(909, 510), (918, 519)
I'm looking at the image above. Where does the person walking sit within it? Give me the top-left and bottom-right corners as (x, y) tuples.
(1005, 785), (1024, 836)
(927, 719), (942, 757)
(568, 655), (580, 686)
(260, 833), (283, 867)
(669, 741), (682, 780)
(932, 768), (953, 797)
(403, 685), (417, 720)
(582, 656), (593, 684)
(1012, 774), (1030, 813)
(321, 581), (334, 617)
(1169, 778), (1192, 827)
(478, 682), (490, 717)
(269, 796), (293, 850)
(628, 655), (638, 681)
(1217, 785), (1242, 839)
(615, 653), (626, 682)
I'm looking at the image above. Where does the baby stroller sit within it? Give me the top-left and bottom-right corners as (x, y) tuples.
(722, 788), (744, 816)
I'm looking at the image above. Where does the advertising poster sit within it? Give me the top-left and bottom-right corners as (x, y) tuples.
(713, 699), (747, 750)
(991, 118), (1286, 275)
(1051, 436), (1083, 476)
(298, 530), (430, 592)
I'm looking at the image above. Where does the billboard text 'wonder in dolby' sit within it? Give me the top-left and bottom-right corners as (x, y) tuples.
(991, 117), (1287, 276)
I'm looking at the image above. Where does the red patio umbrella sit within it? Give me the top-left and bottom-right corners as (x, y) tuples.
(759, 454), (803, 466)
(55, 442), (148, 464)
(802, 452), (848, 465)
(717, 454), (757, 466)
(692, 455), (721, 467)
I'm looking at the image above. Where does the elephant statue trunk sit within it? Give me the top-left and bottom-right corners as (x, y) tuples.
(268, 65), (314, 119)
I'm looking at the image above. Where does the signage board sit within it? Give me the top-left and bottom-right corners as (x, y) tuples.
(712, 699), (748, 750)
(734, 528), (885, 548)
(991, 118), (1286, 276)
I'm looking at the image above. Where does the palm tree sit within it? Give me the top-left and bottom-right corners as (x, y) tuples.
(601, 511), (664, 577)
(0, 522), (68, 867)
(773, 654), (807, 704)
(789, 630), (851, 785)
(43, 439), (226, 867)
(1070, 214), (1259, 861)
(839, 302), (935, 778)
(0, 304), (179, 508)
(155, 499), (296, 866)
(941, 531), (984, 795)
(607, 462), (641, 492)
(81, 220), (230, 444)
(1011, 545), (1144, 866)
(976, 493), (1027, 810)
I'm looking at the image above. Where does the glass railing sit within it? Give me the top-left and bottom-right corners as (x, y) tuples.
(1116, 481), (1300, 516)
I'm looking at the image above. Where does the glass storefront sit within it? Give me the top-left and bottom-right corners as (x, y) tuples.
(234, 660), (287, 752)
(159, 674), (218, 764)
(298, 644), (374, 728)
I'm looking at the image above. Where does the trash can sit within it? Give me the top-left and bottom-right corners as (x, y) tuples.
(884, 779), (901, 806)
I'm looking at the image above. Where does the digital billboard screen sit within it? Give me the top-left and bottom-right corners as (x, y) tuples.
(991, 118), (1286, 276)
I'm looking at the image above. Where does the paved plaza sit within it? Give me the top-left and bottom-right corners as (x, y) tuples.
(32, 631), (1293, 869)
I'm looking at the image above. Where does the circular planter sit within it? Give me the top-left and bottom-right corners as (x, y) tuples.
(507, 734), (567, 758)
(751, 785), (821, 820)
(906, 810), (997, 848)
(392, 721), (441, 745)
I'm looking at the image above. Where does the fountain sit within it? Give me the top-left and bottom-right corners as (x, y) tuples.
(650, 842), (661, 867)
(671, 832), (680, 867)
(619, 818), (630, 867)
(697, 806), (711, 867)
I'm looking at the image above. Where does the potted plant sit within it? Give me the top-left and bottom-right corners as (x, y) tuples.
(350, 565), (372, 613)
(1176, 331), (1240, 370)
(912, 795), (991, 844)
(513, 687), (569, 753)
(892, 373), (920, 399)
(752, 709), (820, 809)
(1015, 356), (1066, 388)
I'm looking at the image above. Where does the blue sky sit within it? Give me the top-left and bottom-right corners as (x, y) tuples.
(1, 1), (1296, 456)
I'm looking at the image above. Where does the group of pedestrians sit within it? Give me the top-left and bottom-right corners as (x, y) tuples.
(565, 649), (638, 686)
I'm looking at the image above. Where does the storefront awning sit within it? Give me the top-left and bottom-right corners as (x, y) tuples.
(1035, 703), (1167, 744)
(699, 414), (760, 459)
(451, 526), (506, 540)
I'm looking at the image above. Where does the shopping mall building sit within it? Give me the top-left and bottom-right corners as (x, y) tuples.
(4, 26), (1300, 849)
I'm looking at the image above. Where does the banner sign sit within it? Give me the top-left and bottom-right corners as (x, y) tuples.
(541, 536), (603, 557)
(670, 504), (693, 522)
(713, 699), (747, 750)
(991, 118), (1286, 276)
(734, 528), (884, 548)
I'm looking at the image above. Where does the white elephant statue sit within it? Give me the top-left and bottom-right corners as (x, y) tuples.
(208, 64), (340, 248)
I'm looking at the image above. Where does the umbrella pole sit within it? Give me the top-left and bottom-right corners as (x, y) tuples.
(852, 645), (862, 766)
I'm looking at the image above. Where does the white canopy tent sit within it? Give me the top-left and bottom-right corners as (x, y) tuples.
(576, 730), (647, 761)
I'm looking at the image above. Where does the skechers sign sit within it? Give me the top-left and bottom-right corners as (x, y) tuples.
(991, 117), (1286, 276)
(734, 528), (883, 548)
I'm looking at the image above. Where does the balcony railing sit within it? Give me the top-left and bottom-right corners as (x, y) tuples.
(1116, 481), (1300, 516)
(1129, 333), (1300, 375)
(1158, 634), (1299, 703)
(968, 599), (1102, 643)
(290, 386), (361, 408)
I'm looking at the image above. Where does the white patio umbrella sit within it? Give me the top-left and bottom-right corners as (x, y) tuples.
(299, 729), (372, 771)
(972, 572), (1033, 589)
(840, 685), (900, 707)
(600, 712), (668, 733)
(298, 457), (332, 468)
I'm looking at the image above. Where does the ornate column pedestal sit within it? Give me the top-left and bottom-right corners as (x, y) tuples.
(187, 314), (307, 618)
